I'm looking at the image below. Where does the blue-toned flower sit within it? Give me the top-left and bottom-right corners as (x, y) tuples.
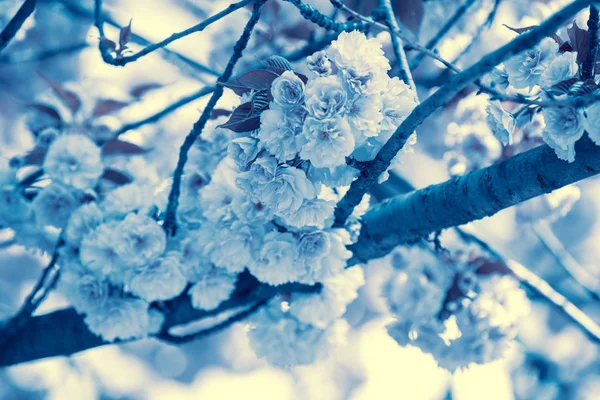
(504, 38), (558, 90)
(583, 102), (600, 144)
(249, 231), (301, 285)
(127, 252), (188, 302)
(43, 134), (103, 189)
(259, 106), (301, 162)
(112, 213), (166, 269)
(306, 50), (332, 76)
(188, 267), (237, 310)
(32, 182), (80, 228)
(298, 116), (355, 168)
(542, 106), (584, 162)
(486, 101), (516, 145)
(228, 137), (260, 170)
(305, 75), (347, 120)
(271, 71), (305, 109)
(539, 51), (578, 89)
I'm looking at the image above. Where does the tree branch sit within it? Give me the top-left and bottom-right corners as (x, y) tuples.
(94, 0), (252, 69)
(162, 0), (267, 236)
(349, 136), (600, 264)
(0, 0), (36, 54)
(0, 271), (320, 367)
(582, 5), (600, 80)
(378, 0), (415, 88)
(333, 0), (595, 227)
(409, 0), (477, 70)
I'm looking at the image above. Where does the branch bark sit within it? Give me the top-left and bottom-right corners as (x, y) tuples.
(349, 136), (600, 264)
(0, 0), (36, 54)
(0, 271), (320, 367)
(333, 0), (596, 227)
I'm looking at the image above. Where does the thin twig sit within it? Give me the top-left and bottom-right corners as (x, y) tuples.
(0, 0), (36, 54)
(532, 222), (600, 300)
(94, 0), (253, 68)
(162, 0), (267, 236)
(115, 86), (215, 137)
(157, 299), (268, 344)
(49, 0), (217, 78)
(409, 0), (477, 70)
(0, 238), (63, 347)
(582, 5), (600, 80)
(378, 0), (415, 88)
(456, 227), (600, 344)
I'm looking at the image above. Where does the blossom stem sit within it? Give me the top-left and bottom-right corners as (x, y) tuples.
(93, 0), (252, 70)
(162, 0), (267, 236)
(582, 5), (600, 80)
(333, 0), (596, 227)
(378, 0), (415, 88)
(282, 0), (368, 32)
(0, 0), (36, 54)
(409, 0), (477, 70)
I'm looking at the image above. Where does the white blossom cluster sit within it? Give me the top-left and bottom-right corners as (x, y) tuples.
(380, 246), (530, 372)
(488, 36), (600, 162)
(170, 30), (419, 366)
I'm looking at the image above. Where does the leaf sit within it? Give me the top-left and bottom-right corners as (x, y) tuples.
(211, 108), (232, 119)
(264, 55), (293, 71)
(102, 139), (148, 156)
(251, 90), (270, 113)
(222, 69), (282, 96)
(39, 74), (82, 114)
(92, 99), (130, 117)
(568, 79), (599, 95)
(102, 168), (133, 185)
(130, 82), (163, 98)
(100, 37), (117, 51)
(26, 103), (62, 126)
(22, 147), (46, 166)
(503, 24), (564, 46)
(546, 77), (580, 96)
(119, 19), (133, 49)
(392, 0), (424, 34)
(219, 102), (261, 132)
(567, 21), (589, 64)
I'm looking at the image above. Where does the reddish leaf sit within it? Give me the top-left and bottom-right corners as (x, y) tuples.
(211, 109), (232, 119)
(119, 19), (133, 48)
(503, 24), (564, 46)
(92, 99), (130, 117)
(102, 168), (133, 185)
(39, 74), (82, 114)
(27, 103), (62, 125)
(219, 102), (261, 132)
(22, 147), (46, 166)
(100, 37), (117, 51)
(102, 139), (147, 156)
(567, 21), (589, 64)
(130, 82), (163, 98)
(392, 0), (424, 34)
(222, 69), (281, 96)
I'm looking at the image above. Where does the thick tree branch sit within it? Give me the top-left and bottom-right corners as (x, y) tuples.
(0, 271), (320, 367)
(349, 136), (600, 264)
(0, 0), (36, 54)
(162, 0), (266, 236)
(333, 0), (595, 227)
(94, 0), (252, 69)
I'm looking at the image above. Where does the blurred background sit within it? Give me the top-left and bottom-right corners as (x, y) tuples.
(1, 0), (599, 398)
